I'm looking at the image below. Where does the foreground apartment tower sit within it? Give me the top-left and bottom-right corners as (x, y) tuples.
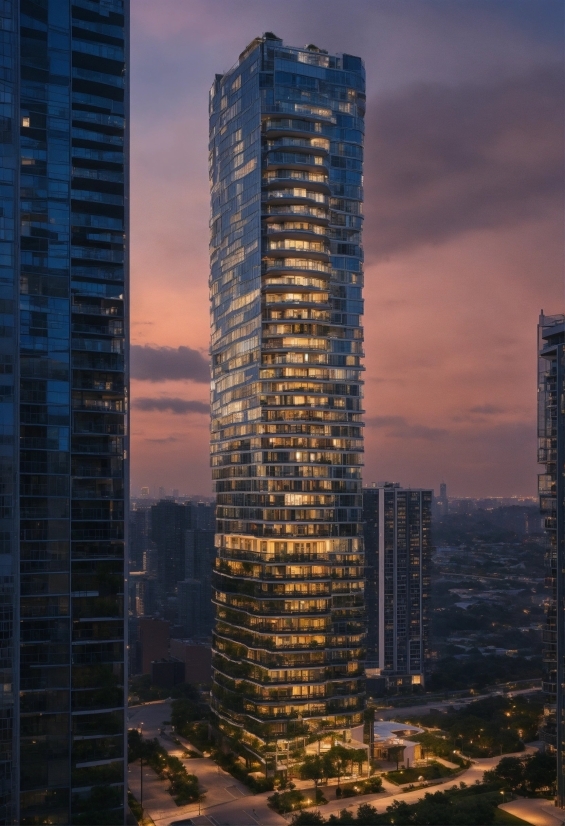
(0, 1), (129, 823)
(363, 485), (431, 692)
(209, 34), (365, 772)
(538, 312), (565, 806)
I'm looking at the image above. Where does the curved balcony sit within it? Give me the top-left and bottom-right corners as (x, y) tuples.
(218, 619), (332, 637)
(217, 599), (331, 618)
(262, 189), (328, 207)
(263, 117), (326, 138)
(261, 289), (330, 307)
(264, 224), (327, 241)
(267, 137), (330, 153)
(263, 171), (330, 194)
(263, 203), (328, 222)
(262, 258), (330, 276)
(215, 567), (332, 585)
(264, 147), (329, 171)
(214, 548), (333, 564)
(265, 241), (330, 261)
(262, 102), (334, 121)
(262, 279), (328, 295)
(214, 627), (331, 654)
(261, 343), (330, 359)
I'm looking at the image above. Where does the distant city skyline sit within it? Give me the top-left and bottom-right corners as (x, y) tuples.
(130, 482), (539, 504)
(129, 0), (563, 497)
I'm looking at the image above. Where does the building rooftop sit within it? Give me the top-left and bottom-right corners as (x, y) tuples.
(373, 721), (424, 742)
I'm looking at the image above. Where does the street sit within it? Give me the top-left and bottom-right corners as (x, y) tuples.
(375, 686), (542, 721)
(127, 700), (542, 826)
(127, 701), (285, 826)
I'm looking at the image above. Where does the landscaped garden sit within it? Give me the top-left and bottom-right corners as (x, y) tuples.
(384, 760), (457, 785)
(401, 694), (542, 758)
(290, 783), (530, 825)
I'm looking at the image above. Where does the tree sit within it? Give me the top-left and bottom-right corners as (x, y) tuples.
(356, 803), (379, 825)
(485, 751), (556, 797)
(326, 745), (351, 787)
(127, 728), (143, 763)
(523, 751), (556, 796)
(170, 696), (201, 734)
(388, 744), (405, 771)
(486, 756), (524, 792)
(72, 786), (123, 826)
(292, 812), (326, 825)
(350, 748), (367, 776)
(300, 755), (324, 790)
(384, 800), (412, 822)
(327, 809), (356, 825)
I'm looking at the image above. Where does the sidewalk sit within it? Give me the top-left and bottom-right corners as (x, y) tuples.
(434, 756), (461, 770)
(500, 799), (565, 826)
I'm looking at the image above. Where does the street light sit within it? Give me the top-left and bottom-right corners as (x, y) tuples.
(139, 722), (144, 818)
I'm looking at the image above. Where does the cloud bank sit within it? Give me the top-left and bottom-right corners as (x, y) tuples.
(134, 397), (210, 415)
(366, 415), (448, 441)
(364, 63), (564, 259)
(131, 344), (210, 383)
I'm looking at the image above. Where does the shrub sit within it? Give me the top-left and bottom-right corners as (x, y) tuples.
(127, 732), (203, 806)
(361, 775), (383, 793)
(484, 751), (556, 797)
(292, 812), (326, 825)
(385, 761), (454, 785)
(212, 749), (274, 793)
(339, 776), (383, 797)
(268, 789), (306, 814)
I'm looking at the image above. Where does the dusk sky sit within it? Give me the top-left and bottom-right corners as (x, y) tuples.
(129, 0), (564, 498)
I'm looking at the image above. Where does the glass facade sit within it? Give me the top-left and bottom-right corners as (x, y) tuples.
(0, 0), (129, 822)
(209, 34), (365, 772)
(363, 485), (431, 690)
(538, 312), (565, 806)
(150, 499), (192, 599)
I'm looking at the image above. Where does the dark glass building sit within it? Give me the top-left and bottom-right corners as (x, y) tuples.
(150, 500), (192, 599)
(129, 503), (151, 571)
(363, 485), (431, 691)
(209, 34), (365, 773)
(178, 525), (215, 638)
(538, 312), (565, 806)
(0, 0), (129, 822)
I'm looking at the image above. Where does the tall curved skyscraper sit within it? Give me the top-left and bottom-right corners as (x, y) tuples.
(209, 34), (365, 773)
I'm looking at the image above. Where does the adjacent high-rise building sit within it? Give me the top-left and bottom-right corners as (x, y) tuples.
(0, 1), (129, 822)
(150, 499), (192, 597)
(149, 500), (215, 606)
(363, 484), (432, 691)
(177, 525), (215, 638)
(209, 34), (366, 773)
(129, 503), (151, 571)
(438, 481), (448, 516)
(538, 312), (565, 806)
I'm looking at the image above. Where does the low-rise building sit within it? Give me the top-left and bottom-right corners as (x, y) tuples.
(170, 639), (212, 685)
(370, 721), (424, 766)
(138, 617), (170, 675)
